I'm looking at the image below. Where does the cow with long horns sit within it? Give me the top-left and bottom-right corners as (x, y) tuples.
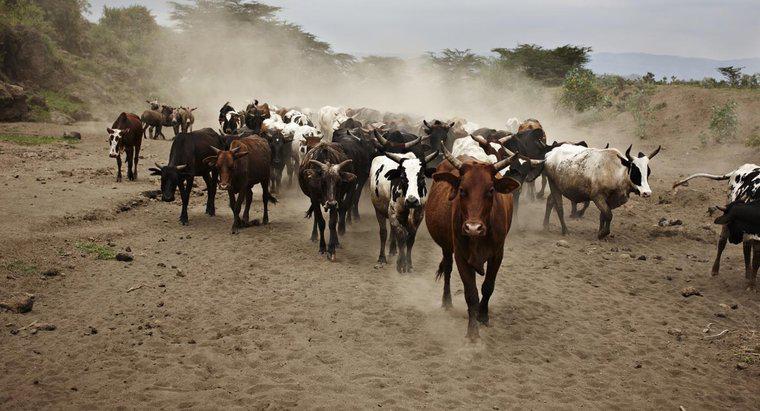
(298, 142), (357, 261)
(543, 144), (661, 239)
(425, 147), (521, 341)
(370, 150), (439, 272)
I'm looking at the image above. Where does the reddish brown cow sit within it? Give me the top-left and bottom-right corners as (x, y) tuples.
(203, 136), (276, 233)
(107, 112), (143, 182)
(425, 147), (520, 341)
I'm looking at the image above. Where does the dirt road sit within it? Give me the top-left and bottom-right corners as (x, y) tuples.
(1, 120), (759, 409)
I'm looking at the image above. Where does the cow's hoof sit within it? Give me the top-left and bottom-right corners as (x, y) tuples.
(477, 315), (490, 326)
(710, 269), (719, 277)
(442, 300), (453, 310)
(180, 219), (188, 226)
(116, 177), (122, 183)
(327, 253), (336, 262)
(251, 219), (262, 226)
(377, 256), (387, 265)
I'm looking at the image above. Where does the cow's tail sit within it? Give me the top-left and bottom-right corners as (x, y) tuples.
(673, 172), (731, 189)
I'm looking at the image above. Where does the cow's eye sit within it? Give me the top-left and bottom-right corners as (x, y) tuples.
(459, 188), (466, 197)
(487, 187), (495, 196)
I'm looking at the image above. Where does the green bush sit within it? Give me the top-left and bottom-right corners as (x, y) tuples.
(75, 242), (116, 260)
(625, 84), (655, 139)
(709, 100), (738, 142)
(746, 131), (760, 148)
(560, 68), (603, 112)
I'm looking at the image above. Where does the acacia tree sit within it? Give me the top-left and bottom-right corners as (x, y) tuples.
(491, 44), (591, 84)
(427, 48), (484, 78)
(717, 66), (744, 87)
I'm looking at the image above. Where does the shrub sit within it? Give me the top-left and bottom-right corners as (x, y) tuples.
(709, 100), (738, 142)
(625, 84), (655, 139)
(746, 130), (760, 148)
(560, 68), (603, 112)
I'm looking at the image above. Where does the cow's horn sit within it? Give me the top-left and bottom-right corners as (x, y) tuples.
(373, 129), (389, 146)
(715, 205), (726, 212)
(530, 158), (545, 166)
(493, 153), (517, 171)
(336, 159), (353, 171)
(471, 134), (488, 146)
(210, 146), (221, 153)
(385, 152), (406, 164)
(175, 164), (187, 171)
(403, 135), (422, 149)
(502, 147), (516, 157)
(424, 150), (439, 164)
(625, 144), (633, 161)
(154, 162), (163, 169)
(230, 146), (241, 153)
(648, 145), (661, 159)
(309, 160), (328, 170)
(442, 146), (463, 170)
(498, 134), (514, 145)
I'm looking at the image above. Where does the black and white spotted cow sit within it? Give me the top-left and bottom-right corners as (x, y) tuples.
(673, 163), (760, 284)
(370, 150), (438, 273)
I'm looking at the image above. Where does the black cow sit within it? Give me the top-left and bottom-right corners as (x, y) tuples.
(714, 201), (760, 289)
(219, 102), (239, 134)
(149, 128), (225, 225)
(421, 120), (454, 157)
(333, 129), (372, 224)
(265, 129), (292, 194)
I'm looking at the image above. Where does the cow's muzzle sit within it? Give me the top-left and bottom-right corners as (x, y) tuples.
(405, 197), (421, 209)
(218, 183), (229, 191)
(463, 221), (486, 237)
(324, 200), (338, 211)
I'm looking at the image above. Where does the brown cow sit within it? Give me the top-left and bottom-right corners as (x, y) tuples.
(107, 112), (143, 182)
(203, 136), (276, 233)
(425, 147), (520, 341)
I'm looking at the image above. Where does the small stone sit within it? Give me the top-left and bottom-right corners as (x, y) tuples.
(125, 247), (132, 253)
(87, 326), (98, 335)
(556, 240), (570, 248)
(633, 362), (642, 369)
(637, 255), (647, 261)
(188, 339), (196, 344)
(115, 253), (133, 262)
(736, 362), (748, 370)
(681, 287), (701, 297)
(41, 268), (60, 277)
(0, 293), (35, 313)
(731, 304), (738, 310)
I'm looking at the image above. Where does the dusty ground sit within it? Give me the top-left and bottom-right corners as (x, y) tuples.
(1, 93), (760, 410)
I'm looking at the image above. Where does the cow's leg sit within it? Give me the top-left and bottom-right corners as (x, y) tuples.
(593, 196), (612, 239)
(744, 240), (753, 282)
(286, 155), (295, 188)
(337, 196), (349, 236)
(750, 241), (760, 290)
(576, 201), (590, 218)
(389, 233), (397, 257)
(173, 125), (179, 136)
(405, 209), (424, 272)
(711, 226), (729, 276)
(179, 178), (192, 225)
(570, 202), (579, 218)
(203, 171), (217, 216)
(550, 182), (568, 235)
(115, 155), (122, 182)
(351, 179), (365, 222)
(327, 208), (339, 261)
(125, 146), (135, 181)
(390, 211), (408, 273)
(512, 189), (521, 228)
(242, 187), (253, 225)
(261, 181), (273, 225)
(526, 179), (536, 201)
(156, 125), (164, 140)
(231, 190), (246, 234)
(133, 144), (140, 180)
(315, 205), (326, 254)
(478, 252), (503, 326)
(375, 209), (388, 265)
(455, 254), (480, 341)
(439, 251), (454, 309)
(537, 174), (547, 199)
(543, 191), (554, 230)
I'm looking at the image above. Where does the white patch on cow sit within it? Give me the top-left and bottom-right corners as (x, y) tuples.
(108, 128), (122, 157)
(630, 156), (652, 197)
(402, 158), (424, 204)
(462, 121), (480, 135)
(452, 136), (497, 163)
(506, 117), (520, 133)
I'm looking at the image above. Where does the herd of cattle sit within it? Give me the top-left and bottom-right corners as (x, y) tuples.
(103, 100), (760, 340)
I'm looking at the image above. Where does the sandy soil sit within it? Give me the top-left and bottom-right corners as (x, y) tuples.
(1, 98), (760, 410)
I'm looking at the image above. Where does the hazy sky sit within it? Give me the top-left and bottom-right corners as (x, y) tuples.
(87, 0), (760, 60)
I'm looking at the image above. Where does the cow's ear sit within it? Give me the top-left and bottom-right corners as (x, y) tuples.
(424, 167), (437, 178)
(384, 169), (402, 180)
(234, 150), (249, 159)
(203, 156), (217, 166)
(494, 175), (520, 194)
(714, 214), (731, 225)
(340, 172), (357, 184)
(148, 167), (162, 176)
(107, 128), (113, 134)
(304, 169), (318, 180)
(433, 170), (459, 184)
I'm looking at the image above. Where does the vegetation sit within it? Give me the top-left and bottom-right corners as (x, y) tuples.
(75, 242), (116, 260)
(0, 133), (79, 145)
(492, 44), (592, 85)
(559, 68), (603, 112)
(709, 100), (739, 143)
(624, 84), (656, 139)
(4, 260), (38, 275)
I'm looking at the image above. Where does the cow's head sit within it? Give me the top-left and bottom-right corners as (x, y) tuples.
(304, 159), (356, 211)
(714, 202), (755, 244)
(433, 147), (520, 237)
(266, 131), (289, 167)
(245, 101), (270, 132)
(372, 129), (422, 152)
(422, 120), (454, 152)
(203, 146), (248, 191)
(148, 163), (190, 202)
(106, 128), (128, 158)
(384, 151), (439, 209)
(146, 99), (160, 110)
(618, 145), (660, 198)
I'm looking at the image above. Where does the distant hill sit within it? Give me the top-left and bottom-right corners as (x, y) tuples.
(588, 52), (760, 80)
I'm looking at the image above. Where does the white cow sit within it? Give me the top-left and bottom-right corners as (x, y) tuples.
(544, 144), (660, 239)
(506, 117), (520, 133)
(673, 163), (760, 279)
(318, 105), (349, 141)
(284, 109), (313, 126)
(370, 150), (438, 273)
